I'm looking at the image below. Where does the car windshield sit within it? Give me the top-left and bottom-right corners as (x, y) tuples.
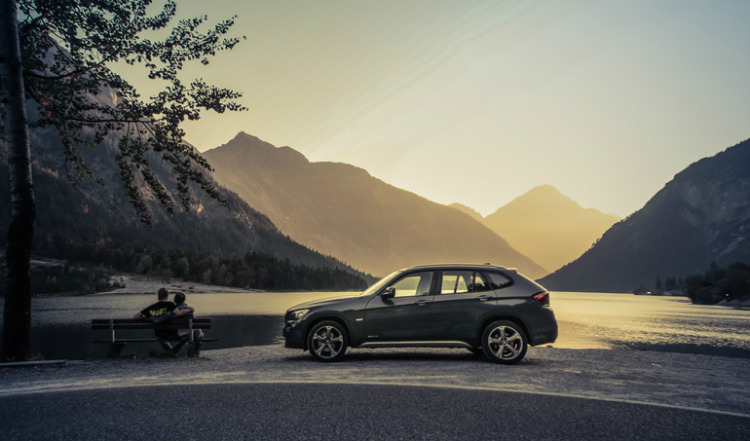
(358, 270), (402, 297)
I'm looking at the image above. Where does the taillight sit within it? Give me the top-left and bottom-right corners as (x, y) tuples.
(533, 291), (550, 307)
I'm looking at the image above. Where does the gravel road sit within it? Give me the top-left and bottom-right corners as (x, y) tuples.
(1, 345), (748, 417)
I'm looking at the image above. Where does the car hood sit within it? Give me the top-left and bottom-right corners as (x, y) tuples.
(287, 295), (361, 311)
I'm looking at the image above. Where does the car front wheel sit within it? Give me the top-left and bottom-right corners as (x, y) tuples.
(482, 320), (528, 364)
(307, 320), (348, 362)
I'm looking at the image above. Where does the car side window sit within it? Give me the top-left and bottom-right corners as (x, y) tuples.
(472, 272), (490, 291)
(441, 271), (491, 294)
(486, 271), (512, 289)
(387, 272), (434, 297)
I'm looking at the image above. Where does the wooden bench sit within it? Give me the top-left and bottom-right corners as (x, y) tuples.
(91, 318), (217, 358)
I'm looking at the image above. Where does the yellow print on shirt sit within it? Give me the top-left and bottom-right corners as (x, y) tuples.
(149, 307), (168, 317)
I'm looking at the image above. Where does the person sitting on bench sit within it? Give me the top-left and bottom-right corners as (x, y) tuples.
(169, 291), (204, 356)
(134, 287), (193, 352)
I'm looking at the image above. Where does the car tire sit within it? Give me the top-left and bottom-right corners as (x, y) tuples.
(481, 320), (528, 364)
(307, 320), (348, 362)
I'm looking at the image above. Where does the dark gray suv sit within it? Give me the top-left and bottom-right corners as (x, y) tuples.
(283, 264), (557, 364)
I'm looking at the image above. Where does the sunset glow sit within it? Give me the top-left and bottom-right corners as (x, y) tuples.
(126, 0), (749, 218)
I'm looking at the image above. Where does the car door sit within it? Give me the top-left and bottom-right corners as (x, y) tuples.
(431, 270), (496, 343)
(364, 271), (435, 341)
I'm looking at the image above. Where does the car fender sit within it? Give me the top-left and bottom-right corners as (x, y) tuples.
(300, 310), (359, 350)
(477, 306), (531, 342)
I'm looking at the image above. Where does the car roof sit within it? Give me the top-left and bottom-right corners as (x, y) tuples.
(403, 263), (517, 272)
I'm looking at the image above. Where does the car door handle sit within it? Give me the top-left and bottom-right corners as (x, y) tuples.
(416, 300), (431, 306)
(478, 295), (490, 302)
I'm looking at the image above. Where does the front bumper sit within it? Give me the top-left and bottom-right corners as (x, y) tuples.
(283, 322), (306, 349)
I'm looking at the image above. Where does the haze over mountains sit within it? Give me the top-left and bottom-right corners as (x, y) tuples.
(540, 140), (750, 292)
(5, 109), (747, 294)
(203, 132), (546, 278)
(453, 186), (620, 273)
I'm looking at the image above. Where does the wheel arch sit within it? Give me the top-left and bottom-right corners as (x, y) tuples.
(302, 315), (351, 351)
(478, 315), (530, 342)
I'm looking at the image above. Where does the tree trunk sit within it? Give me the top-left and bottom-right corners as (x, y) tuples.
(0, 0), (35, 361)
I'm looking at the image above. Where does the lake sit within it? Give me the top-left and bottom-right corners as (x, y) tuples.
(2, 291), (748, 360)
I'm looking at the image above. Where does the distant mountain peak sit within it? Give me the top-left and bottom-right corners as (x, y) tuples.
(482, 184), (620, 273)
(527, 184), (562, 195)
(207, 132), (309, 168)
(449, 203), (484, 222)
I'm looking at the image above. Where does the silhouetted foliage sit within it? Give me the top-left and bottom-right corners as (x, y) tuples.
(2, 0), (246, 224)
(683, 262), (750, 305)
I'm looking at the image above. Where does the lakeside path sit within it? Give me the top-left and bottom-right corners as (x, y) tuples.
(1, 345), (748, 418)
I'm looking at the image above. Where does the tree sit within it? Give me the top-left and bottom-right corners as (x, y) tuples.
(1, 0), (35, 362)
(0, 0), (244, 360)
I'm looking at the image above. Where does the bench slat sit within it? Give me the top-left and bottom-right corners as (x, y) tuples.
(93, 338), (219, 343)
(91, 323), (212, 330)
(91, 319), (212, 324)
(91, 318), (212, 331)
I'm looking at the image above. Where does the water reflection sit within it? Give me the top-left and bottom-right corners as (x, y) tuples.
(4, 291), (749, 360)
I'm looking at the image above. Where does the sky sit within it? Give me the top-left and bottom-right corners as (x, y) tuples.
(126, 0), (750, 218)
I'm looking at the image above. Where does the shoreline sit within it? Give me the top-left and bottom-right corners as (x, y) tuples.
(92, 274), (265, 296)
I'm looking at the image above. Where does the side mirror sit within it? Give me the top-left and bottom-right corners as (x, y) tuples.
(380, 287), (396, 299)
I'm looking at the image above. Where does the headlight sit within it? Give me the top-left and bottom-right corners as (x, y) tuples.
(287, 309), (309, 327)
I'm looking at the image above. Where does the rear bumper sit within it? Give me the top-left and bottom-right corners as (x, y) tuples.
(528, 309), (558, 346)
(530, 325), (558, 346)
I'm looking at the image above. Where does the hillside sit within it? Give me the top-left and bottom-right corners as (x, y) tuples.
(539, 140), (750, 292)
(204, 133), (546, 278)
(482, 185), (619, 273)
(0, 117), (369, 291)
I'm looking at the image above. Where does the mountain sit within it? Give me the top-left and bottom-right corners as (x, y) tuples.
(481, 185), (620, 273)
(449, 203), (484, 223)
(1, 108), (369, 290)
(203, 132), (547, 278)
(539, 140), (750, 293)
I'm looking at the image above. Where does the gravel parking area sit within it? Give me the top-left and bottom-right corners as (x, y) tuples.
(1, 345), (748, 417)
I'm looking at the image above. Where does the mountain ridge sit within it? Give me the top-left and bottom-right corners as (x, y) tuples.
(539, 139), (750, 292)
(452, 184), (619, 273)
(1, 115), (371, 290)
(204, 132), (547, 278)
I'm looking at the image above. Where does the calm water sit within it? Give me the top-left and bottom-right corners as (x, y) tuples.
(1, 291), (748, 360)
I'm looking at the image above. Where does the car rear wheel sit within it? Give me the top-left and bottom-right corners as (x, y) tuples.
(307, 320), (348, 362)
(482, 320), (527, 364)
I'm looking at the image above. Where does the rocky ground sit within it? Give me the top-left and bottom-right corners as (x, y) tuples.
(1, 344), (748, 418)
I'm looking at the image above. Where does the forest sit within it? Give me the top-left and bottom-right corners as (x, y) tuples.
(0, 165), (371, 296)
(637, 261), (750, 305)
(3, 234), (369, 295)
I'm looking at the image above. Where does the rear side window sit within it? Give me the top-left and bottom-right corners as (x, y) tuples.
(486, 271), (512, 290)
(440, 271), (491, 294)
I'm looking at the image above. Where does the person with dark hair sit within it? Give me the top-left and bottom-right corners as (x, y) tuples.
(170, 291), (203, 357)
(134, 287), (193, 352)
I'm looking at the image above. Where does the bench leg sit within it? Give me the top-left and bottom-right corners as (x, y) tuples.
(187, 341), (202, 358)
(107, 342), (127, 358)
